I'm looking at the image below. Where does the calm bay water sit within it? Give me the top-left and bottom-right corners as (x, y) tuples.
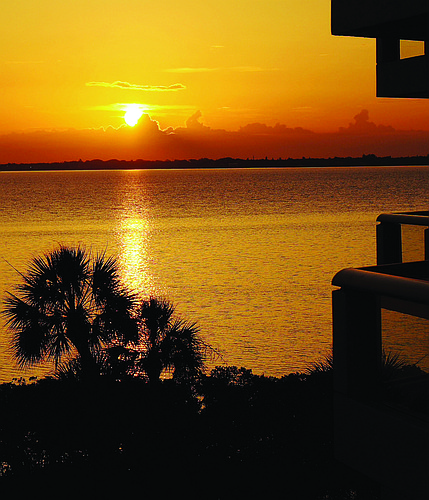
(0, 166), (428, 382)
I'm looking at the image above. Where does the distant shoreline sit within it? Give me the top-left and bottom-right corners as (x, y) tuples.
(1, 154), (429, 171)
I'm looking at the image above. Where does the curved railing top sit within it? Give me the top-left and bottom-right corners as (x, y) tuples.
(376, 211), (429, 226)
(332, 265), (429, 305)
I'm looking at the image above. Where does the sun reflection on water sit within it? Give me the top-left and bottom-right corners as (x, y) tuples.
(115, 174), (157, 298)
(118, 217), (154, 295)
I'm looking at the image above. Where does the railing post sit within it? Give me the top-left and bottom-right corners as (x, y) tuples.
(333, 287), (382, 399)
(425, 227), (429, 261)
(376, 222), (402, 264)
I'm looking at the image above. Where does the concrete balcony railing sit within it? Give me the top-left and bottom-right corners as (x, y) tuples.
(376, 210), (429, 264)
(332, 213), (429, 499)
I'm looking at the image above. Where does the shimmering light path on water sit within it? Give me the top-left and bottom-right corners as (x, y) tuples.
(0, 166), (428, 382)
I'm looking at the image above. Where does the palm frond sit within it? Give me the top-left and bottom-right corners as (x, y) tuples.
(4, 293), (48, 367)
(305, 353), (334, 375)
(92, 252), (123, 301)
(9, 321), (49, 368)
(52, 357), (85, 381)
(2, 245), (136, 377)
(139, 296), (175, 344)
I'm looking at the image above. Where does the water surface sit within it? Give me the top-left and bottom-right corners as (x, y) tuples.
(1, 166), (428, 382)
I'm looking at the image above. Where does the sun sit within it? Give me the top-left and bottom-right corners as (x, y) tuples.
(124, 104), (143, 127)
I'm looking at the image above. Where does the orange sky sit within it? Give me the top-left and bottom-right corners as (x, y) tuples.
(1, 0), (429, 163)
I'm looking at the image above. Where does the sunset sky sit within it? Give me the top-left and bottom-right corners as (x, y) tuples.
(1, 0), (429, 163)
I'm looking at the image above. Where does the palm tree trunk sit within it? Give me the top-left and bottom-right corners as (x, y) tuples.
(78, 346), (99, 380)
(70, 327), (99, 380)
(145, 350), (163, 385)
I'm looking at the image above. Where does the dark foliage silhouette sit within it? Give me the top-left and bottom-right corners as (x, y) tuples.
(0, 368), (381, 499)
(3, 246), (138, 378)
(106, 296), (216, 384)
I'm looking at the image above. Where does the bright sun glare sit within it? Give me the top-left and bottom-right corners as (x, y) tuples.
(124, 105), (143, 127)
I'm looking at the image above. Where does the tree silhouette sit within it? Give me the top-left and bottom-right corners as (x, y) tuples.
(3, 246), (138, 378)
(107, 297), (215, 384)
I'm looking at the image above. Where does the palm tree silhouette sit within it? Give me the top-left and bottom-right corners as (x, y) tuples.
(110, 297), (214, 384)
(3, 246), (138, 378)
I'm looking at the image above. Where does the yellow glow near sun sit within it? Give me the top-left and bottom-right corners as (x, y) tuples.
(124, 104), (143, 126)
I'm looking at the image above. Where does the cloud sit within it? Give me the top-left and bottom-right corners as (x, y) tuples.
(185, 110), (211, 132)
(4, 60), (45, 65)
(86, 81), (186, 91)
(1, 110), (429, 164)
(87, 103), (196, 114)
(339, 109), (395, 134)
(238, 122), (314, 135)
(231, 66), (279, 72)
(164, 66), (279, 73)
(164, 68), (219, 73)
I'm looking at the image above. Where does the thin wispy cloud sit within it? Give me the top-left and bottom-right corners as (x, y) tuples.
(4, 60), (46, 65)
(232, 66), (279, 72)
(164, 67), (219, 73)
(87, 103), (196, 113)
(87, 103), (151, 112)
(86, 81), (186, 91)
(165, 66), (279, 73)
(292, 106), (314, 112)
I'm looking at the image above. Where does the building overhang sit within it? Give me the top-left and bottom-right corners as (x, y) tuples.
(331, 0), (429, 98)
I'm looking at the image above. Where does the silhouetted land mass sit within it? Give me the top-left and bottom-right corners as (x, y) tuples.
(1, 153), (429, 171)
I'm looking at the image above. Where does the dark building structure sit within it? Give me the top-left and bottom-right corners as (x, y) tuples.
(331, 1), (429, 498)
(332, 0), (429, 97)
